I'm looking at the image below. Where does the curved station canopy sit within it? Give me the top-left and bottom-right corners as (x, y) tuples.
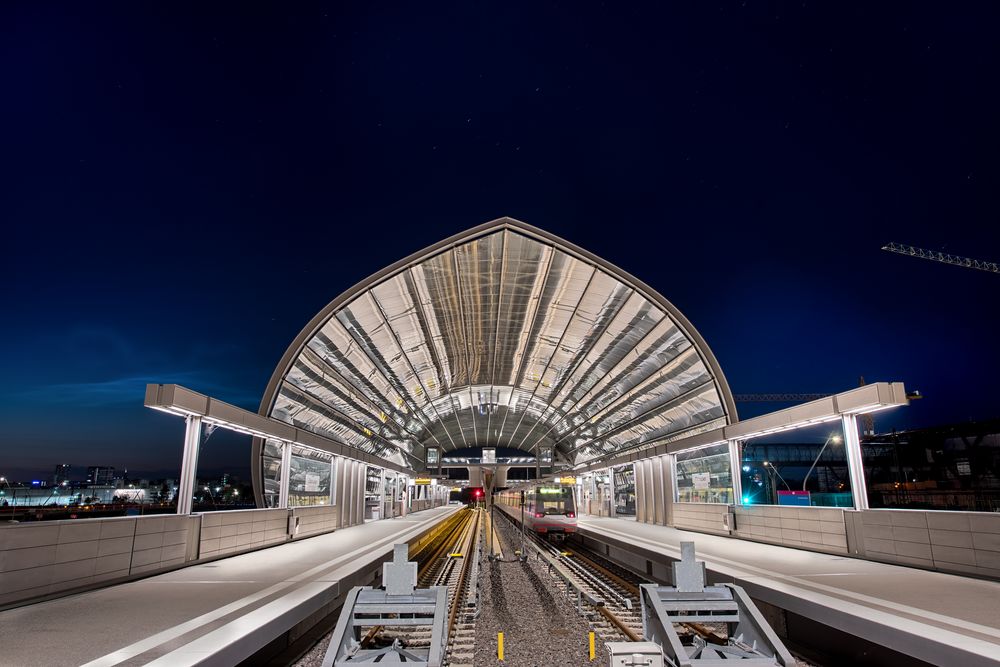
(254, 218), (737, 499)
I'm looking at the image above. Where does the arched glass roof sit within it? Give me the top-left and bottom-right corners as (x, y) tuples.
(256, 218), (736, 473)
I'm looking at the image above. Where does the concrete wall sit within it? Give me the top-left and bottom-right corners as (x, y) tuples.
(292, 505), (340, 539)
(671, 502), (732, 536)
(199, 508), (289, 559)
(846, 508), (1000, 578)
(734, 505), (848, 555)
(0, 514), (199, 607)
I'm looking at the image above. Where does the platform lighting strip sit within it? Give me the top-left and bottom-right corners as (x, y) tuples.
(838, 403), (901, 416)
(572, 383), (908, 472)
(149, 405), (376, 467)
(730, 414), (843, 442)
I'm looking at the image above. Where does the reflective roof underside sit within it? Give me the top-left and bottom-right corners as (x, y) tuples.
(263, 220), (735, 470)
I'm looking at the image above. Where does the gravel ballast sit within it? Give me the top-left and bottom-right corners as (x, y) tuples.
(473, 510), (609, 667)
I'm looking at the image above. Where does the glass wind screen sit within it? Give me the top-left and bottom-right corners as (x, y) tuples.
(860, 426), (1000, 512)
(675, 443), (732, 503)
(740, 422), (850, 507)
(613, 464), (636, 516)
(288, 447), (334, 506)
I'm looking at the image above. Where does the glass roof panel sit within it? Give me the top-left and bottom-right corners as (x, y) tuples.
(262, 221), (735, 470)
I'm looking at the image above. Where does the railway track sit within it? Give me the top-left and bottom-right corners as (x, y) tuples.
(494, 507), (644, 643)
(367, 508), (482, 665)
(439, 508), (481, 667)
(293, 508), (484, 667)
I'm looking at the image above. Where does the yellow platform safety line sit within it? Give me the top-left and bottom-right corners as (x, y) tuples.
(498, 632), (504, 661)
(588, 631), (595, 661)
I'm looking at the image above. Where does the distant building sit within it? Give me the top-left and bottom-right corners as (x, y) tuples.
(52, 464), (71, 486)
(86, 466), (116, 486)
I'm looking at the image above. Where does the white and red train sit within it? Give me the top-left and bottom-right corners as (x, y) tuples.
(496, 485), (577, 539)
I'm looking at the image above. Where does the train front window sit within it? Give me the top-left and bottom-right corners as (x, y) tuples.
(536, 488), (575, 515)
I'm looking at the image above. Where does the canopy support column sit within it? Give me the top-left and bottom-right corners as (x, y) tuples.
(729, 440), (743, 506)
(842, 414), (869, 510)
(177, 415), (202, 515)
(278, 441), (292, 509)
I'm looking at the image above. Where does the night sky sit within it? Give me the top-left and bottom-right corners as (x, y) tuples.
(2, 3), (998, 482)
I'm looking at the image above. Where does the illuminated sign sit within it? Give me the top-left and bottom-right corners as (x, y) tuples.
(414, 478), (432, 485)
(481, 448), (496, 464)
(426, 447), (439, 465)
(558, 477), (577, 485)
(538, 487), (563, 494)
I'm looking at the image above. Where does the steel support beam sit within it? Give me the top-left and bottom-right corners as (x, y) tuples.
(842, 414), (869, 510)
(177, 415), (202, 515)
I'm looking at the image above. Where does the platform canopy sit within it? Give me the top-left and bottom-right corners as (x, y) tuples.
(255, 218), (737, 480)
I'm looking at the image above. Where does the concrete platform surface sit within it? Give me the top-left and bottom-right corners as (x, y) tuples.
(0, 506), (459, 666)
(578, 517), (1000, 666)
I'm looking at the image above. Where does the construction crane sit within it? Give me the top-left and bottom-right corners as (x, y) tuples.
(735, 390), (923, 403)
(734, 393), (830, 402)
(882, 242), (1000, 274)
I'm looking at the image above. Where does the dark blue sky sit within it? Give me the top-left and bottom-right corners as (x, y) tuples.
(2, 2), (998, 481)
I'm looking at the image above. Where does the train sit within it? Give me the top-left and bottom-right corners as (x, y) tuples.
(496, 485), (577, 539)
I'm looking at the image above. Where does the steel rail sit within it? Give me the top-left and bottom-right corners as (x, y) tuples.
(446, 509), (480, 639)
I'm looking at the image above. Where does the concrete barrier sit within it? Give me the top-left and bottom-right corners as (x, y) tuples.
(846, 508), (1000, 578)
(735, 505), (849, 555)
(0, 497), (433, 609)
(0, 514), (199, 607)
(670, 502), (732, 536)
(198, 508), (289, 559)
(291, 505), (340, 539)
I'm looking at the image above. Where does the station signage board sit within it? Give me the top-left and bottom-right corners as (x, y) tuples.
(414, 478), (433, 485)
(692, 472), (711, 490)
(304, 473), (321, 492)
(558, 476), (577, 485)
(777, 490), (811, 506)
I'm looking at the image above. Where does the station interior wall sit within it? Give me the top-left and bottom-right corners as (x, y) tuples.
(0, 460), (448, 610)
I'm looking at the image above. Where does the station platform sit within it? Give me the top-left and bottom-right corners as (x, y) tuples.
(576, 517), (1000, 666)
(0, 505), (459, 667)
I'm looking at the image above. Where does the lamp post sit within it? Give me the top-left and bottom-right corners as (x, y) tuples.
(204, 486), (218, 509)
(763, 461), (790, 503)
(803, 434), (842, 491)
(47, 480), (69, 507)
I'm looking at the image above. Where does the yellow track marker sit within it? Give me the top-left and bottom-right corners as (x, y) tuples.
(588, 631), (595, 660)
(448, 553), (463, 558)
(498, 632), (504, 660)
(560, 551), (572, 557)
